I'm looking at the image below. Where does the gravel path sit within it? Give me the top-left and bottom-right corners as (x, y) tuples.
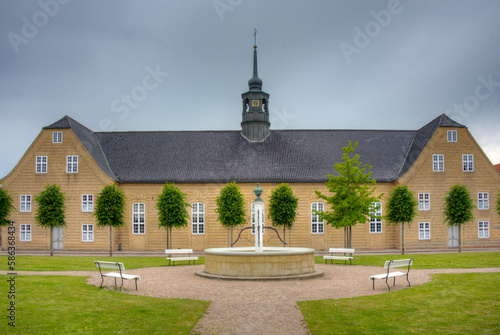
(4, 265), (499, 335)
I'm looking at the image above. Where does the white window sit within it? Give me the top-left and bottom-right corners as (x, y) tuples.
(82, 224), (94, 242)
(447, 130), (457, 142)
(192, 202), (205, 234)
(20, 195), (31, 212)
(462, 154), (474, 172)
(82, 195), (93, 212)
(418, 193), (430, 210)
(251, 203), (265, 234)
(478, 221), (489, 238)
(36, 156), (47, 173)
(419, 222), (430, 240)
(478, 192), (489, 210)
(67, 155), (78, 173)
(432, 154), (444, 172)
(369, 202), (382, 233)
(52, 131), (63, 143)
(132, 202), (145, 234)
(311, 202), (324, 234)
(20, 224), (31, 241)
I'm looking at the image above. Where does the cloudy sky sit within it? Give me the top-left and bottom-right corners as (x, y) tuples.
(1, 0), (499, 179)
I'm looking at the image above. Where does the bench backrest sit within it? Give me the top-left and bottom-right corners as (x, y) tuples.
(95, 261), (125, 271)
(329, 248), (355, 254)
(384, 258), (413, 269)
(165, 249), (193, 254)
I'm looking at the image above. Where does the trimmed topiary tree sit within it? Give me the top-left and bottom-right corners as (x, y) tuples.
(0, 188), (15, 227)
(94, 184), (126, 256)
(35, 184), (66, 256)
(386, 185), (418, 254)
(268, 183), (299, 246)
(215, 181), (246, 247)
(156, 183), (190, 250)
(443, 184), (475, 253)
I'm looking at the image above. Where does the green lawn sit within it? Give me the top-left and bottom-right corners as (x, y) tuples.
(0, 275), (209, 334)
(315, 251), (500, 269)
(298, 272), (500, 334)
(0, 255), (204, 271)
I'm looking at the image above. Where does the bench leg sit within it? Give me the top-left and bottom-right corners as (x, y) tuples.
(135, 278), (138, 291)
(114, 277), (117, 288)
(119, 277), (124, 292)
(386, 277), (391, 291)
(406, 274), (411, 287)
(372, 278), (375, 290)
(99, 275), (104, 288)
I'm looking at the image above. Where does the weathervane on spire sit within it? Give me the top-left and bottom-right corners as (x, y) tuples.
(254, 28), (257, 49)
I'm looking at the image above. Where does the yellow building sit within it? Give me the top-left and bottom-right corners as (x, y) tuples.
(2, 46), (499, 253)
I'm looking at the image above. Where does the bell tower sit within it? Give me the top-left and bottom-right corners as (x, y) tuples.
(241, 30), (270, 142)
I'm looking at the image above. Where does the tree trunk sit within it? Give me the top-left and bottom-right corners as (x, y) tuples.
(458, 225), (462, 253)
(231, 227), (233, 247)
(283, 226), (286, 247)
(169, 227), (172, 249)
(50, 226), (53, 257)
(109, 225), (113, 257)
(401, 223), (405, 255)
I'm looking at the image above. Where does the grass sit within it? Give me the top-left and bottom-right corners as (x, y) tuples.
(315, 251), (500, 269)
(298, 272), (500, 334)
(0, 255), (205, 271)
(0, 275), (209, 334)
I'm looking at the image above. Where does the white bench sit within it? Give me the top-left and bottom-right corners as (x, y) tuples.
(323, 248), (355, 265)
(165, 249), (198, 266)
(94, 261), (140, 292)
(369, 258), (413, 291)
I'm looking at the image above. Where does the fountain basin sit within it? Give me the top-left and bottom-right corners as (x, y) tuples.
(196, 247), (323, 280)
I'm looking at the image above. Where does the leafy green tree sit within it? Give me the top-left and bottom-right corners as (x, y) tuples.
(34, 184), (66, 256)
(156, 183), (190, 249)
(94, 184), (126, 256)
(268, 183), (299, 246)
(316, 141), (381, 248)
(386, 185), (418, 255)
(443, 184), (475, 253)
(215, 181), (246, 246)
(0, 188), (15, 227)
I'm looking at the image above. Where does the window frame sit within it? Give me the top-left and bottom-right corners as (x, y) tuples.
(478, 192), (489, 210)
(462, 154), (474, 172)
(36, 156), (47, 173)
(432, 154), (444, 172)
(82, 224), (94, 242)
(447, 130), (457, 142)
(311, 202), (324, 234)
(418, 193), (430, 211)
(20, 194), (31, 212)
(52, 131), (63, 143)
(369, 202), (382, 233)
(418, 222), (430, 240)
(20, 224), (31, 241)
(82, 194), (93, 212)
(66, 155), (78, 173)
(132, 202), (146, 234)
(478, 221), (489, 238)
(191, 202), (205, 235)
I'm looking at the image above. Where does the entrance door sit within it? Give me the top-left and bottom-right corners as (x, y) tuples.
(448, 225), (459, 248)
(52, 226), (63, 250)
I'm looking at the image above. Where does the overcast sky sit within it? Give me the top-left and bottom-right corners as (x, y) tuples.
(1, 0), (499, 180)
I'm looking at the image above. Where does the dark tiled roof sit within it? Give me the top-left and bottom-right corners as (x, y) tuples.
(44, 114), (463, 184)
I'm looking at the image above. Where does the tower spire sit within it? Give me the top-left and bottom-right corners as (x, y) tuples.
(248, 29), (263, 91)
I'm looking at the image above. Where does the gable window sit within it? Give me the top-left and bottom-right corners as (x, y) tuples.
(419, 222), (430, 240)
(82, 224), (94, 242)
(36, 156), (47, 173)
(251, 203), (265, 234)
(462, 154), (474, 172)
(20, 224), (31, 241)
(478, 221), (489, 238)
(67, 155), (78, 173)
(52, 131), (63, 143)
(192, 202), (205, 234)
(20, 195), (31, 212)
(418, 193), (430, 210)
(369, 202), (382, 233)
(478, 192), (489, 210)
(432, 154), (444, 172)
(447, 130), (457, 142)
(132, 202), (145, 234)
(311, 202), (324, 234)
(82, 195), (93, 212)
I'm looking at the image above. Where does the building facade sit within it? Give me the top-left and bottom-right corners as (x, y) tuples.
(2, 46), (499, 252)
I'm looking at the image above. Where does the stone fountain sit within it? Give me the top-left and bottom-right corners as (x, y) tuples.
(196, 184), (323, 280)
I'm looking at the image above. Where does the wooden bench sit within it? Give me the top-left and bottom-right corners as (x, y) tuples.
(323, 248), (355, 265)
(94, 261), (140, 292)
(369, 258), (413, 291)
(165, 249), (198, 266)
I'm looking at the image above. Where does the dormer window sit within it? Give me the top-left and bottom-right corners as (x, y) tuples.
(52, 132), (63, 143)
(447, 130), (457, 142)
